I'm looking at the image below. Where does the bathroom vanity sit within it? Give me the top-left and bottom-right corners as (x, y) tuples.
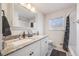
(0, 3), (48, 56)
(1, 35), (48, 56)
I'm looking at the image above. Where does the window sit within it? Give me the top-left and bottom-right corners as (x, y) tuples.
(48, 17), (65, 30)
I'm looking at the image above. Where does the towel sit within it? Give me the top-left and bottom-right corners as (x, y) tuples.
(2, 10), (11, 36)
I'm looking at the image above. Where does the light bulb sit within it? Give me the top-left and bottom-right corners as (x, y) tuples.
(20, 3), (25, 6)
(20, 3), (25, 5)
(31, 7), (35, 12)
(27, 3), (31, 9)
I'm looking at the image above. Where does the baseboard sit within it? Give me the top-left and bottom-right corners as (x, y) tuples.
(69, 47), (76, 56)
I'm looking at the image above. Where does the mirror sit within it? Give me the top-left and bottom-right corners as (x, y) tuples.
(12, 4), (36, 28)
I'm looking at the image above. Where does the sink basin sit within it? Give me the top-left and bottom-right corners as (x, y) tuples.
(4, 38), (32, 48)
(4, 38), (20, 47)
(4, 35), (42, 49)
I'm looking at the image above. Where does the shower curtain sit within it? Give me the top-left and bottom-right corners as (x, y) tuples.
(63, 15), (70, 51)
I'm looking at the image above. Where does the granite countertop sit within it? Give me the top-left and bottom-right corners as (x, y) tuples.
(1, 35), (48, 55)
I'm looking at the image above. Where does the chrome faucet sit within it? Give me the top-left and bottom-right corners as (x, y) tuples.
(27, 29), (33, 37)
(22, 32), (26, 39)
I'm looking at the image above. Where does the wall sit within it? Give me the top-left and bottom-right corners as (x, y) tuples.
(34, 12), (44, 35)
(69, 6), (77, 55)
(0, 4), (2, 50)
(77, 23), (79, 56)
(45, 6), (76, 48)
(76, 3), (79, 56)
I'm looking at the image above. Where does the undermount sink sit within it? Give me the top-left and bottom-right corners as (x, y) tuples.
(4, 38), (32, 48)
(4, 35), (41, 49)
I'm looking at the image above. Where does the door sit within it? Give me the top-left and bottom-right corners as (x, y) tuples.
(26, 41), (41, 56)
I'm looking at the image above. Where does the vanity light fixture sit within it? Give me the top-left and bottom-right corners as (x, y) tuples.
(20, 3), (26, 7)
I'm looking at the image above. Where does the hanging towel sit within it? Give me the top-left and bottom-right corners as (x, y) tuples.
(2, 10), (11, 36)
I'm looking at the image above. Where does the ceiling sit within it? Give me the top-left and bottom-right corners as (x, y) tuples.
(32, 3), (76, 15)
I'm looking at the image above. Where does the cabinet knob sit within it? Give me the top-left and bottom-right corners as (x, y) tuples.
(32, 52), (34, 54)
(29, 53), (32, 56)
(29, 52), (34, 56)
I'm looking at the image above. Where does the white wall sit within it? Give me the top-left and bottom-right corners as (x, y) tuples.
(34, 12), (44, 35)
(69, 6), (77, 55)
(77, 23), (79, 56)
(45, 6), (76, 48)
(76, 3), (79, 56)
(0, 4), (2, 50)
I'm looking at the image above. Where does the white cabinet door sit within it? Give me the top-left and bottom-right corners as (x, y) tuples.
(26, 41), (41, 56)
(31, 41), (40, 56)
(40, 37), (48, 56)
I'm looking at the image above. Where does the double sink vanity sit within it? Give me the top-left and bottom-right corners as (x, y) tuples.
(0, 3), (49, 56)
(1, 35), (48, 56)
